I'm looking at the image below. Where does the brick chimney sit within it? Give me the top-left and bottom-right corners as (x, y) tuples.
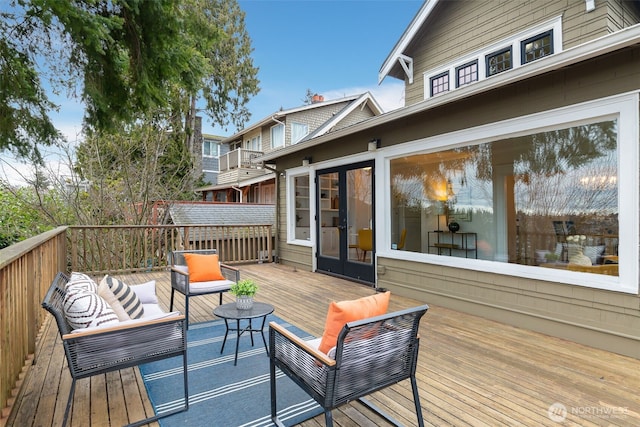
(312, 94), (324, 103)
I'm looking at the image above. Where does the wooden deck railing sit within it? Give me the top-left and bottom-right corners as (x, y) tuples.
(0, 227), (67, 420)
(0, 223), (271, 422)
(69, 224), (273, 274)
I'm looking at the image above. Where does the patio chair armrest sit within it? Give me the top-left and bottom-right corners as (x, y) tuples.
(220, 263), (240, 282)
(270, 321), (335, 367)
(62, 314), (186, 339)
(170, 266), (189, 276)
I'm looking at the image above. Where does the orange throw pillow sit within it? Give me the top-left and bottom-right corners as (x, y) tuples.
(318, 291), (390, 354)
(183, 253), (225, 282)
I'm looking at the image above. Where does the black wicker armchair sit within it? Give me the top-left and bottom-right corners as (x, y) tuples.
(269, 305), (428, 427)
(169, 249), (239, 329)
(42, 272), (188, 427)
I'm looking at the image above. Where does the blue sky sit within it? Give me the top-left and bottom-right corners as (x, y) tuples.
(205, 0), (423, 136)
(2, 0), (423, 184)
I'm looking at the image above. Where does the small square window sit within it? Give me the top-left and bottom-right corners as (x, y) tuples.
(521, 31), (553, 64)
(486, 48), (512, 77)
(430, 72), (449, 97)
(456, 61), (478, 88)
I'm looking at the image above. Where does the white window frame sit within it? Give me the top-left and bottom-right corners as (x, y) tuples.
(246, 135), (261, 151)
(292, 122), (309, 144)
(379, 92), (639, 294)
(203, 139), (219, 157)
(271, 123), (284, 149)
(423, 16), (563, 99)
(286, 167), (315, 247)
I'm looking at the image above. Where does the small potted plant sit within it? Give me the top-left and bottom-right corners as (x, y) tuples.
(231, 279), (259, 310)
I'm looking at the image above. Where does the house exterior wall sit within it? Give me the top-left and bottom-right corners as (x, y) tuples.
(332, 103), (378, 131)
(274, 45), (640, 359)
(403, 0), (640, 107)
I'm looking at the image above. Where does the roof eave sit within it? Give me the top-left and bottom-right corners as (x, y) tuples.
(378, 0), (441, 84)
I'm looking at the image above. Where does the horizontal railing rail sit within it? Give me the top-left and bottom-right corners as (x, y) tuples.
(0, 227), (68, 419)
(219, 148), (263, 172)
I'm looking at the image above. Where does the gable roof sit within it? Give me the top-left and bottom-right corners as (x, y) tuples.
(220, 92), (382, 144)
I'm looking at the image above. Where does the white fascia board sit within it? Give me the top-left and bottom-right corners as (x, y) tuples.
(307, 93), (381, 140)
(260, 23), (640, 163)
(378, 0), (440, 84)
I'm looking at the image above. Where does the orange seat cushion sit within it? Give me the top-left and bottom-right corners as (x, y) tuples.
(183, 253), (225, 282)
(318, 291), (390, 354)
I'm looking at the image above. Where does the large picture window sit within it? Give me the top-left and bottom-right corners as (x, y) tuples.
(390, 119), (619, 277)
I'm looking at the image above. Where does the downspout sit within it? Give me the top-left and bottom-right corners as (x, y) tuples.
(261, 163), (282, 263)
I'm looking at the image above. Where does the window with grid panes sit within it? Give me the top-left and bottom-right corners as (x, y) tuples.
(486, 48), (512, 76)
(456, 61), (478, 88)
(430, 72), (449, 96)
(522, 31), (553, 64)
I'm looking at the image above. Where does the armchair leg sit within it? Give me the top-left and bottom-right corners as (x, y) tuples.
(184, 296), (190, 330)
(219, 292), (223, 305)
(125, 349), (189, 427)
(62, 379), (76, 427)
(357, 397), (402, 427)
(324, 409), (334, 427)
(411, 375), (425, 427)
(169, 289), (175, 311)
(270, 358), (286, 427)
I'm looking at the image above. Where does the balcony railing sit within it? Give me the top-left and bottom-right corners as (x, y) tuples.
(219, 148), (263, 172)
(0, 223), (272, 419)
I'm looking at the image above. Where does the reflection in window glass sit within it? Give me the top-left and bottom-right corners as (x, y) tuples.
(294, 175), (310, 240)
(486, 48), (512, 76)
(271, 124), (284, 148)
(390, 119), (619, 276)
(292, 122), (309, 144)
(522, 31), (553, 64)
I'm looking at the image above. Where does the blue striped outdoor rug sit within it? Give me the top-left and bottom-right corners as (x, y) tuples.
(139, 314), (323, 426)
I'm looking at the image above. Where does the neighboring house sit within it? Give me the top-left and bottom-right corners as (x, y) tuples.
(196, 93), (383, 203)
(201, 133), (229, 185)
(168, 201), (276, 259)
(257, 0), (640, 359)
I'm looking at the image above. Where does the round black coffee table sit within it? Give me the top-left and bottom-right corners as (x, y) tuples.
(213, 302), (275, 365)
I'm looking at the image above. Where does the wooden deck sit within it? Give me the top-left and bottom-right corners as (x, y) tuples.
(7, 263), (640, 427)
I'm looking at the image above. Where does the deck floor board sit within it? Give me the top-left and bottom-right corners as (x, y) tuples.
(6, 263), (640, 427)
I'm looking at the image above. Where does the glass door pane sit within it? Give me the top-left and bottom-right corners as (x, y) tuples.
(347, 166), (373, 264)
(318, 172), (339, 258)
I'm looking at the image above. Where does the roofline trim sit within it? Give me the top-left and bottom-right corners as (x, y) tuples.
(302, 92), (383, 141)
(220, 94), (363, 144)
(261, 24), (640, 162)
(378, 0), (440, 84)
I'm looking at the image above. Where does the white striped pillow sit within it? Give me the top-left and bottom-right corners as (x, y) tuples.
(63, 289), (119, 329)
(100, 275), (144, 319)
(66, 272), (98, 293)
